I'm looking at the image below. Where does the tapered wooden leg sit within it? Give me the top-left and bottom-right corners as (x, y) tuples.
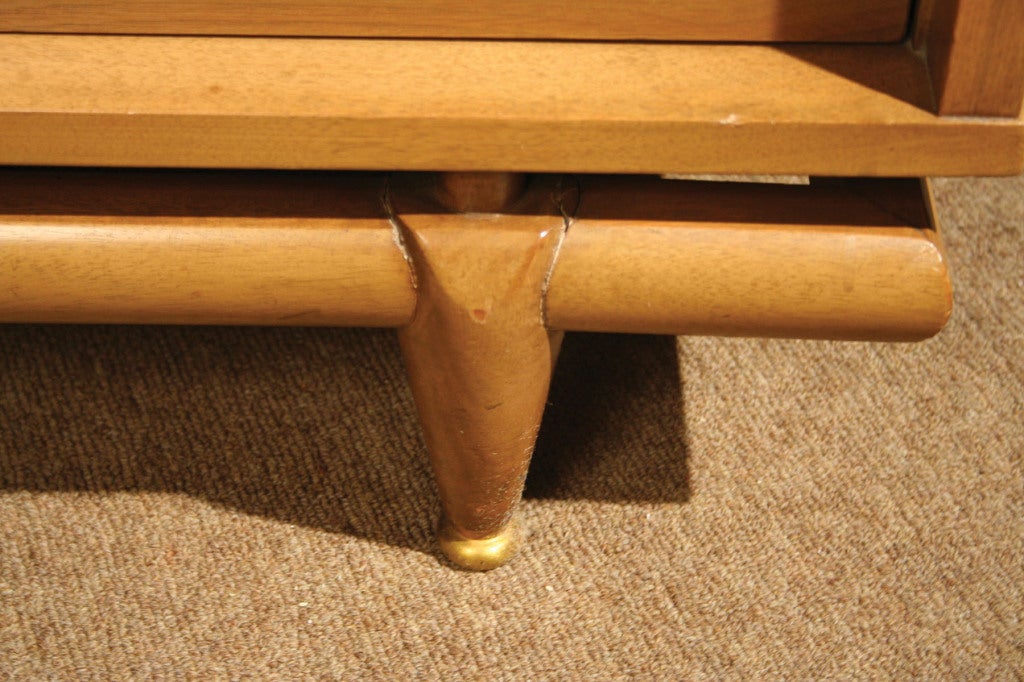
(391, 174), (565, 570)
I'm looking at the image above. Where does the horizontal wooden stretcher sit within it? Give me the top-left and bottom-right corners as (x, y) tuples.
(0, 170), (950, 342)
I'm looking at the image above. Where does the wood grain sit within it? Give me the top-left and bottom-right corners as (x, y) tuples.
(915, 0), (1024, 117)
(1, 35), (1020, 176)
(392, 175), (566, 570)
(0, 0), (913, 42)
(433, 173), (528, 214)
(545, 176), (952, 342)
(0, 169), (415, 327)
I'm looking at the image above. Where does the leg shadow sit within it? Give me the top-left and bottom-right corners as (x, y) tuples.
(527, 333), (690, 504)
(0, 324), (437, 555)
(1, 326), (691, 558)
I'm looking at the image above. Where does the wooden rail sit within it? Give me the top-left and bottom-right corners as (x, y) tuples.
(545, 176), (951, 341)
(0, 0), (913, 42)
(1, 36), (1020, 176)
(0, 170), (950, 342)
(0, 170), (416, 327)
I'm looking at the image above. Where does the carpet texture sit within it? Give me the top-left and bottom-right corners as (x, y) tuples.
(1, 176), (1022, 679)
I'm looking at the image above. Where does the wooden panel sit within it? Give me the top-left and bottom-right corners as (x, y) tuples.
(1, 35), (1020, 176)
(915, 0), (1024, 116)
(0, 0), (913, 42)
(545, 176), (952, 342)
(0, 169), (416, 327)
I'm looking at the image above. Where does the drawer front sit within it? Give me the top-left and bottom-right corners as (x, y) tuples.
(1, 0), (913, 42)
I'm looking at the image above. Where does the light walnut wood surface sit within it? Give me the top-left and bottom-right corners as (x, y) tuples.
(0, 169), (953, 343)
(0, 170), (415, 327)
(391, 174), (565, 570)
(1, 35), (1020, 176)
(916, 0), (1024, 117)
(545, 177), (952, 341)
(0, 0), (913, 42)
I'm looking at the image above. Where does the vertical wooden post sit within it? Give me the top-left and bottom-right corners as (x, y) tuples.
(432, 172), (529, 214)
(391, 174), (564, 570)
(915, 0), (1024, 117)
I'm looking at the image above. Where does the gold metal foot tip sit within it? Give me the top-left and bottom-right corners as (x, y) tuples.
(438, 516), (523, 571)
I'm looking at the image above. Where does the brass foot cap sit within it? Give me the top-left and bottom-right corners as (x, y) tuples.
(438, 514), (523, 571)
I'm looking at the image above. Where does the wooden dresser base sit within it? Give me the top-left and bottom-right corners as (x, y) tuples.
(0, 170), (951, 569)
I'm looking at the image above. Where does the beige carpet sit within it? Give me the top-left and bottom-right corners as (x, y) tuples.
(1, 176), (1022, 679)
